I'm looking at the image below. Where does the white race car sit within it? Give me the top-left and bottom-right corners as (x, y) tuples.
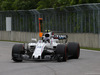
(12, 31), (80, 62)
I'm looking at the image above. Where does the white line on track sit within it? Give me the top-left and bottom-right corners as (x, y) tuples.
(85, 73), (100, 75)
(81, 49), (100, 53)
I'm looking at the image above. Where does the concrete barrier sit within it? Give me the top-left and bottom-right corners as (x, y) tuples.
(63, 33), (99, 48)
(0, 31), (11, 41)
(0, 31), (99, 48)
(0, 31), (39, 42)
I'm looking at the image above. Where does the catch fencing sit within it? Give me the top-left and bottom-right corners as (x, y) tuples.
(0, 3), (100, 34)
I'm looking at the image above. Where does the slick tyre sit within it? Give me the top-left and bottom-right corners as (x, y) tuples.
(12, 44), (25, 62)
(67, 42), (80, 59)
(56, 44), (68, 62)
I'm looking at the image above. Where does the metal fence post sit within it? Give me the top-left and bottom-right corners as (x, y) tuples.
(93, 10), (95, 33)
(48, 14), (50, 30)
(58, 13), (60, 32)
(89, 12), (90, 33)
(1, 14), (2, 30)
(61, 13), (64, 31)
(98, 10), (100, 48)
(70, 14), (71, 33)
(55, 13), (57, 31)
(81, 11), (83, 33)
(35, 14), (38, 32)
(66, 13), (68, 33)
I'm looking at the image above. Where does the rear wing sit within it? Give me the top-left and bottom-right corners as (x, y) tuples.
(53, 35), (68, 43)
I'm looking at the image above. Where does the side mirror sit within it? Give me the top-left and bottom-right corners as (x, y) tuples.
(31, 38), (37, 43)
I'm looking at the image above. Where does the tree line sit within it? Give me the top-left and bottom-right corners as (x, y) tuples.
(0, 0), (100, 10)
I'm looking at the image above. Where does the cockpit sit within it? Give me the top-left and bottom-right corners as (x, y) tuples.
(42, 33), (50, 43)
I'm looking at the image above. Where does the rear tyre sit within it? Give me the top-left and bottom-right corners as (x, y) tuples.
(12, 44), (25, 62)
(67, 42), (80, 59)
(56, 44), (68, 62)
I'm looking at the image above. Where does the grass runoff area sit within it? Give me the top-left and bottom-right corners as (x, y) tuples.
(0, 40), (100, 51)
(81, 47), (100, 51)
(0, 40), (26, 43)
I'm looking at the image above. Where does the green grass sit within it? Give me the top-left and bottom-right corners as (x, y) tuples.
(81, 47), (100, 51)
(0, 40), (27, 43)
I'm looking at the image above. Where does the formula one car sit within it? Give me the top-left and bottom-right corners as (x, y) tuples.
(12, 30), (80, 62)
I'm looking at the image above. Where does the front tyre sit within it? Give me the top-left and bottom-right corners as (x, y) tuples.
(12, 44), (25, 62)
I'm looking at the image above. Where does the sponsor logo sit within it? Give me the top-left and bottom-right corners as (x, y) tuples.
(54, 35), (67, 39)
(37, 45), (42, 48)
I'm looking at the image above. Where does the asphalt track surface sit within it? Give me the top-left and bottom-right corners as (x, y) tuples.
(0, 41), (100, 75)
